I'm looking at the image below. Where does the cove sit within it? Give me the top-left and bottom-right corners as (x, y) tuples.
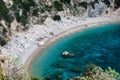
(29, 23), (120, 80)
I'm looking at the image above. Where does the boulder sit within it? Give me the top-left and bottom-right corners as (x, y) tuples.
(62, 51), (75, 58)
(0, 54), (5, 63)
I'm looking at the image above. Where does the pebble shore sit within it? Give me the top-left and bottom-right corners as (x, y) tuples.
(1, 15), (120, 65)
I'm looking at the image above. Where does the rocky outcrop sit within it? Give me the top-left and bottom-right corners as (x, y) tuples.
(0, 0), (120, 46)
(0, 22), (10, 46)
(69, 64), (120, 80)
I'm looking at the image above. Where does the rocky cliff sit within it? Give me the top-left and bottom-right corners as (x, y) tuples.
(0, 0), (120, 46)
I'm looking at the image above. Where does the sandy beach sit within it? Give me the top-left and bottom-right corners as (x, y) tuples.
(1, 15), (120, 69)
(25, 17), (120, 70)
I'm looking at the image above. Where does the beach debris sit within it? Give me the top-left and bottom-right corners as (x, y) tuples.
(36, 37), (44, 41)
(49, 32), (54, 35)
(38, 41), (45, 46)
(62, 51), (75, 58)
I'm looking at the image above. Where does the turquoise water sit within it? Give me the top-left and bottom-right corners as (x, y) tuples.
(30, 23), (120, 80)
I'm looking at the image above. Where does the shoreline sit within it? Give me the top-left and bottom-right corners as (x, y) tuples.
(1, 15), (120, 75)
(25, 18), (120, 74)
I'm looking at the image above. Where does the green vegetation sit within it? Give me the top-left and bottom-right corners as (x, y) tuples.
(89, 2), (97, 9)
(1, 0), (119, 29)
(60, 0), (71, 4)
(94, 0), (99, 3)
(0, 58), (120, 80)
(22, 0), (36, 11)
(0, 65), (4, 80)
(10, 0), (39, 27)
(0, 65), (31, 80)
(0, 63), (44, 80)
(0, 37), (7, 46)
(53, 15), (61, 21)
(29, 64), (120, 80)
(12, 0), (21, 4)
(0, 0), (13, 23)
(79, 2), (88, 9)
(11, 0), (37, 26)
(44, 4), (52, 12)
(115, 0), (120, 9)
(0, 0), (120, 46)
(102, 0), (110, 7)
(53, 1), (63, 11)
(32, 8), (39, 16)
(0, 58), (31, 80)
(73, 64), (120, 80)
(0, 25), (8, 46)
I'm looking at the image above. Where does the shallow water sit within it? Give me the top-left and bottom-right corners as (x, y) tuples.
(29, 23), (120, 79)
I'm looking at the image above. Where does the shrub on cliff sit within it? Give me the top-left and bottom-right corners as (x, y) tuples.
(72, 64), (120, 80)
(0, 37), (7, 46)
(0, 0), (13, 23)
(60, 0), (71, 4)
(79, 2), (87, 9)
(53, 1), (63, 11)
(115, 0), (120, 9)
(0, 58), (31, 80)
(53, 15), (61, 21)
(102, 0), (110, 7)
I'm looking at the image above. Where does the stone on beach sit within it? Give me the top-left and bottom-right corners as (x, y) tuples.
(38, 41), (45, 46)
(25, 44), (30, 49)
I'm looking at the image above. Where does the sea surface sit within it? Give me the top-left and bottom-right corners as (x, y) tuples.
(29, 23), (120, 80)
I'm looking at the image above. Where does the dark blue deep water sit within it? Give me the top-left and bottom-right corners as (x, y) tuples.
(30, 23), (120, 80)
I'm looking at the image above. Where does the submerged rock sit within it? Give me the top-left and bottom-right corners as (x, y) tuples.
(62, 51), (75, 58)
(55, 74), (62, 79)
(70, 67), (81, 73)
(56, 64), (66, 68)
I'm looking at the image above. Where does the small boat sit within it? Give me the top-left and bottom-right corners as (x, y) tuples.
(62, 51), (75, 58)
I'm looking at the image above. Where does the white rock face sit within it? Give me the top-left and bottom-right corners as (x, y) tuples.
(3, 0), (13, 8)
(10, 20), (19, 34)
(0, 20), (7, 29)
(0, 26), (3, 34)
(87, 1), (107, 17)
